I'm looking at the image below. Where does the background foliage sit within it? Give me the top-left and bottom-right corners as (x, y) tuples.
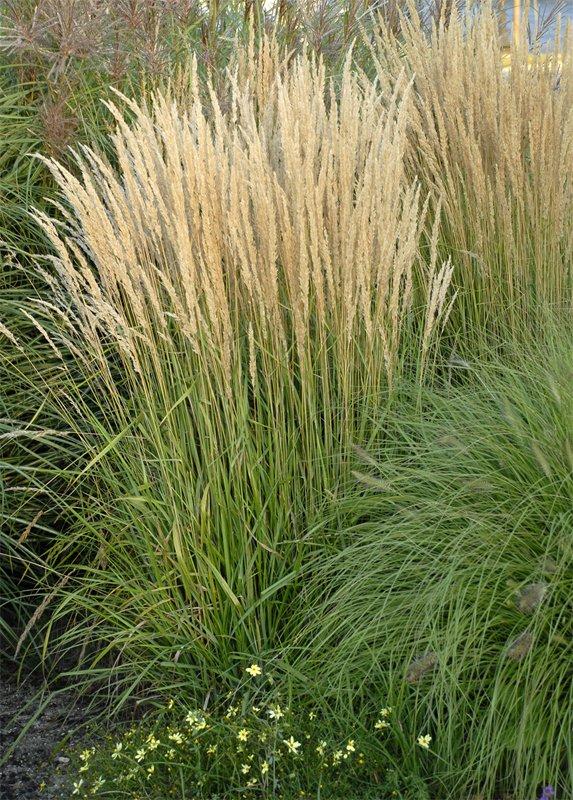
(0, 2), (571, 798)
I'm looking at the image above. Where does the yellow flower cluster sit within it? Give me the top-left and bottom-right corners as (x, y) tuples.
(283, 735), (301, 754)
(185, 710), (207, 731)
(267, 704), (285, 720)
(67, 661), (370, 798)
(374, 706), (393, 730)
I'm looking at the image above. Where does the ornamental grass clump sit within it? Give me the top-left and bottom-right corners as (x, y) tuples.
(371, 4), (573, 336)
(300, 325), (573, 799)
(15, 49), (452, 703)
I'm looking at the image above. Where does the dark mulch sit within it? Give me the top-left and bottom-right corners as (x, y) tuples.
(0, 662), (89, 800)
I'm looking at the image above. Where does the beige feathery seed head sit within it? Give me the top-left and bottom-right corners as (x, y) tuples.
(516, 582), (548, 614)
(0, 321), (21, 349)
(506, 629), (534, 661)
(371, 5), (573, 328)
(32, 38), (452, 405)
(406, 651), (438, 684)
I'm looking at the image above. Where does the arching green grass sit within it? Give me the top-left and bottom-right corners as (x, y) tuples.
(298, 325), (573, 799)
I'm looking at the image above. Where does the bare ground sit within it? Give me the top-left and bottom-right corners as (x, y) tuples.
(0, 664), (87, 800)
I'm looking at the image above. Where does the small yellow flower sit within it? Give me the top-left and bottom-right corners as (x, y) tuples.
(332, 749), (343, 764)
(79, 749), (92, 762)
(135, 748), (146, 762)
(241, 763), (251, 774)
(207, 744), (217, 755)
(225, 705), (238, 719)
(417, 734), (432, 749)
(375, 718), (390, 730)
(267, 704), (284, 720)
(237, 728), (250, 742)
(261, 761), (269, 775)
(245, 663), (262, 677)
(252, 705), (261, 714)
(111, 742), (123, 759)
(316, 740), (327, 756)
(146, 735), (160, 751)
(346, 739), (356, 753)
(308, 710), (317, 720)
(380, 707), (392, 717)
(167, 698), (174, 710)
(186, 710), (206, 729)
(72, 780), (83, 796)
(146, 764), (155, 780)
(38, 781), (46, 792)
(283, 735), (301, 754)
(167, 748), (175, 759)
(168, 732), (184, 744)
(247, 777), (257, 787)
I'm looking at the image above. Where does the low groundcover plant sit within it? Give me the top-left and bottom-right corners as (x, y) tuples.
(67, 663), (432, 799)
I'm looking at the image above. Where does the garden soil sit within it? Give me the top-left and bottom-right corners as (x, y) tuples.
(0, 665), (83, 800)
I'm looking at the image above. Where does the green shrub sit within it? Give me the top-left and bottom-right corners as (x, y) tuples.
(299, 327), (573, 799)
